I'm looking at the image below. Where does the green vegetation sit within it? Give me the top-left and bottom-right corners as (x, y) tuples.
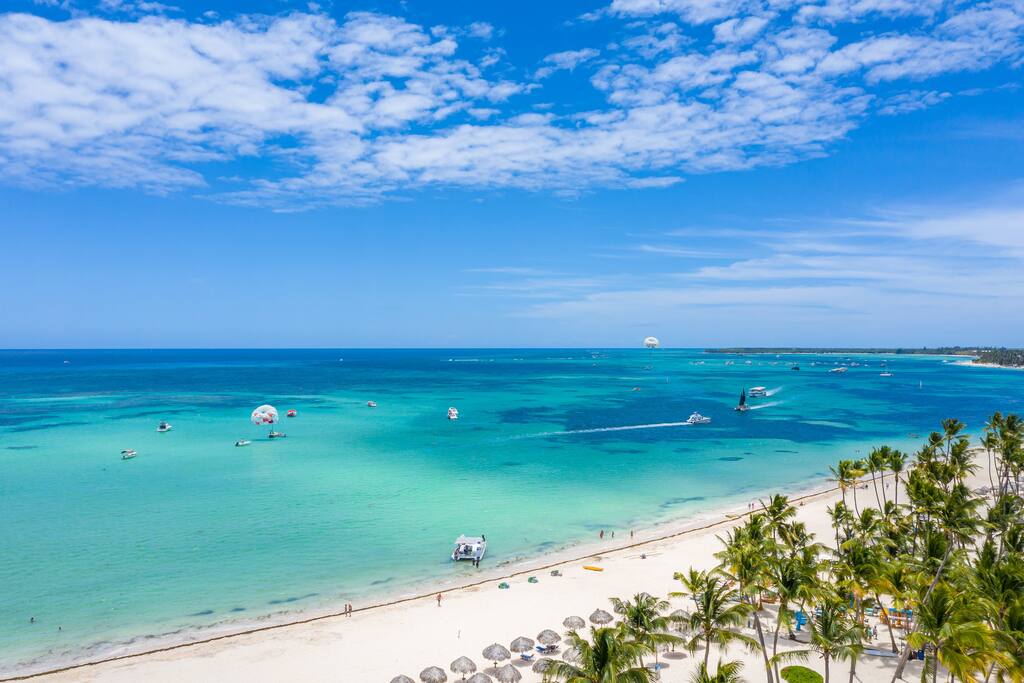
(543, 413), (1024, 683)
(780, 666), (823, 683)
(703, 346), (1024, 368)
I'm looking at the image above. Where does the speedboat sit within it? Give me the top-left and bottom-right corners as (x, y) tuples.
(367, 400), (377, 408)
(268, 431), (286, 438)
(448, 407), (459, 420)
(121, 449), (137, 460)
(749, 386), (768, 398)
(451, 535), (486, 562)
(829, 367), (848, 374)
(879, 372), (893, 377)
(286, 409), (297, 418)
(686, 412), (711, 424)
(156, 421), (172, 432)
(734, 389), (749, 412)
(791, 365), (800, 371)
(235, 439), (251, 447)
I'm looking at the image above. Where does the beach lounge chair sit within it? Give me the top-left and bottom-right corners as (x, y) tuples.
(520, 652), (534, 662)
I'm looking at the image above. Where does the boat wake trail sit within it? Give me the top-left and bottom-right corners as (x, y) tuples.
(765, 386), (783, 397)
(748, 400), (782, 411)
(513, 421), (694, 439)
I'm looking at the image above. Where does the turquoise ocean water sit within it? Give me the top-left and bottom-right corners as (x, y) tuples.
(1, 349), (1022, 674)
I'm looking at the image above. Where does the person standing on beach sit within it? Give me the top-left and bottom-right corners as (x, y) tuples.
(436, 593), (443, 607)
(599, 530), (604, 540)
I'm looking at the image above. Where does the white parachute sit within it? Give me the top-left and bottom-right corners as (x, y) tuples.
(251, 404), (279, 426)
(643, 336), (660, 349)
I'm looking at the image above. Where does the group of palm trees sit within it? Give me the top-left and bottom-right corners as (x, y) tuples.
(540, 413), (1024, 683)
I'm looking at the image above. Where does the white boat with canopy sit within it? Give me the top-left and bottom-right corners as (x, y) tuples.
(451, 535), (486, 562)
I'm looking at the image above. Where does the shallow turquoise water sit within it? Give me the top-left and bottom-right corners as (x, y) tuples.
(1, 349), (1021, 674)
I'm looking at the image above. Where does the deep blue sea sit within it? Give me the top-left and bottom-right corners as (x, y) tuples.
(1, 349), (1021, 674)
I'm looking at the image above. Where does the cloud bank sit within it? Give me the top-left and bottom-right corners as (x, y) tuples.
(0, 1), (1022, 207)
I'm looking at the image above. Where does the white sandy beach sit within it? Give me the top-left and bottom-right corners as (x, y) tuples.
(13, 460), (971, 683)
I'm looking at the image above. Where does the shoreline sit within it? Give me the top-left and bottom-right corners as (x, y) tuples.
(1, 472), (846, 681)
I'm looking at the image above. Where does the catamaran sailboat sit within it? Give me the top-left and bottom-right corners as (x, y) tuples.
(734, 389), (749, 412)
(686, 412), (711, 424)
(451, 535), (486, 562)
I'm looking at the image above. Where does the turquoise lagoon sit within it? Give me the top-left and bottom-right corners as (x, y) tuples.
(1, 349), (1021, 674)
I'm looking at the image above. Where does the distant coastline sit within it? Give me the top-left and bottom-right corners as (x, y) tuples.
(704, 346), (1024, 368)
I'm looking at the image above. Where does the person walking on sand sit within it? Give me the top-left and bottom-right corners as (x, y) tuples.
(436, 593), (443, 607)
(599, 530), (604, 540)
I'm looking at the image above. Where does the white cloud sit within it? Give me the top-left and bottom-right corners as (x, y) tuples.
(1, 2), (1023, 208)
(877, 89), (950, 115)
(535, 48), (601, 79)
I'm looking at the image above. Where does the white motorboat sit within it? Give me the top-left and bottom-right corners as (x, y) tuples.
(749, 386), (768, 398)
(447, 407), (459, 420)
(235, 439), (251, 447)
(879, 372), (893, 377)
(268, 431), (286, 439)
(156, 421), (172, 433)
(121, 449), (137, 460)
(686, 412), (711, 424)
(367, 401), (377, 408)
(829, 367), (848, 374)
(452, 535), (486, 562)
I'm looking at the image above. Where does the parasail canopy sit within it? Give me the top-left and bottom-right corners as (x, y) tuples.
(251, 404), (279, 426)
(643, 336), (660, 349)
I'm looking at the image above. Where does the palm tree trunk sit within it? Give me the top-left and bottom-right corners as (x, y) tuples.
(752, 608), (773, 683)
(891, 546), (952, 681)
(704, 633), (711, 669)
(874, 593), (899, 653)
(772, 600), (786, 683)
(870, 469), (883, 510)
(849, 649), (858, 683)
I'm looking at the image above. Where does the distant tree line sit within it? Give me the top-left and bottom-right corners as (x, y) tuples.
(703, 347), (1024, 367)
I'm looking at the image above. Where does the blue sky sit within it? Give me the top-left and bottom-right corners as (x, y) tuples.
(1, 0), (1023, 348)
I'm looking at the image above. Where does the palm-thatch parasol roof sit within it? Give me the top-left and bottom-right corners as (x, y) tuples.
(532, 658), (555, 673)
(481, 643), (510, 668)
(391, 677), (415, 683)
(466, 674), (493, 683)
(670, 609), (691, 633)
(589, 608), (613, 624)
(449, 656), (476, 679)
(509, 636), (534, 653)
(494, 664), (522, 683)
(419, 666), (448, 683)
(562, 646), (582, 663)
(536, 629), (561, 645)
(562, 615), (585, 630)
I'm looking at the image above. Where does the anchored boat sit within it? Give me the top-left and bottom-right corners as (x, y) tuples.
(156, 421), (172, 433)
(121, 449), (137, 460)
(447, 407), (459, 420)
(452, 535), (486, 562)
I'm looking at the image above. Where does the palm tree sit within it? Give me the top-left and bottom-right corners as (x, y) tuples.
(887, 449), (908, 506)
(610, 592), (682, 666)
(543, 626), (654, 683)
(907, 583), (993, 683)
(808, 599), (863, 683)
(671, 568), (757, 669)
(768, 554), (821, 682)
(689, 659), (745, 683)
(867, 446), (891, 508)
(717, 525), (776, 683)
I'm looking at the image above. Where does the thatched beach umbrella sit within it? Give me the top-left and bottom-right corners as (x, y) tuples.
(481, 643), (510, 669)
(494, 664), (522, 683)
(449, 656), (476, 680)
(562, 646), (582, 664)
(419, 666), (448, 683)
(589, 608), (613, 624)
(670, 609), (691, 632)
(537, 629), (561, 646)
(391, 677), (415, 683)
(562, 615), (585, 631)
(532, 658), (555, 674)
(466, 674), (493, 683)
(509, 636), (534, 654)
